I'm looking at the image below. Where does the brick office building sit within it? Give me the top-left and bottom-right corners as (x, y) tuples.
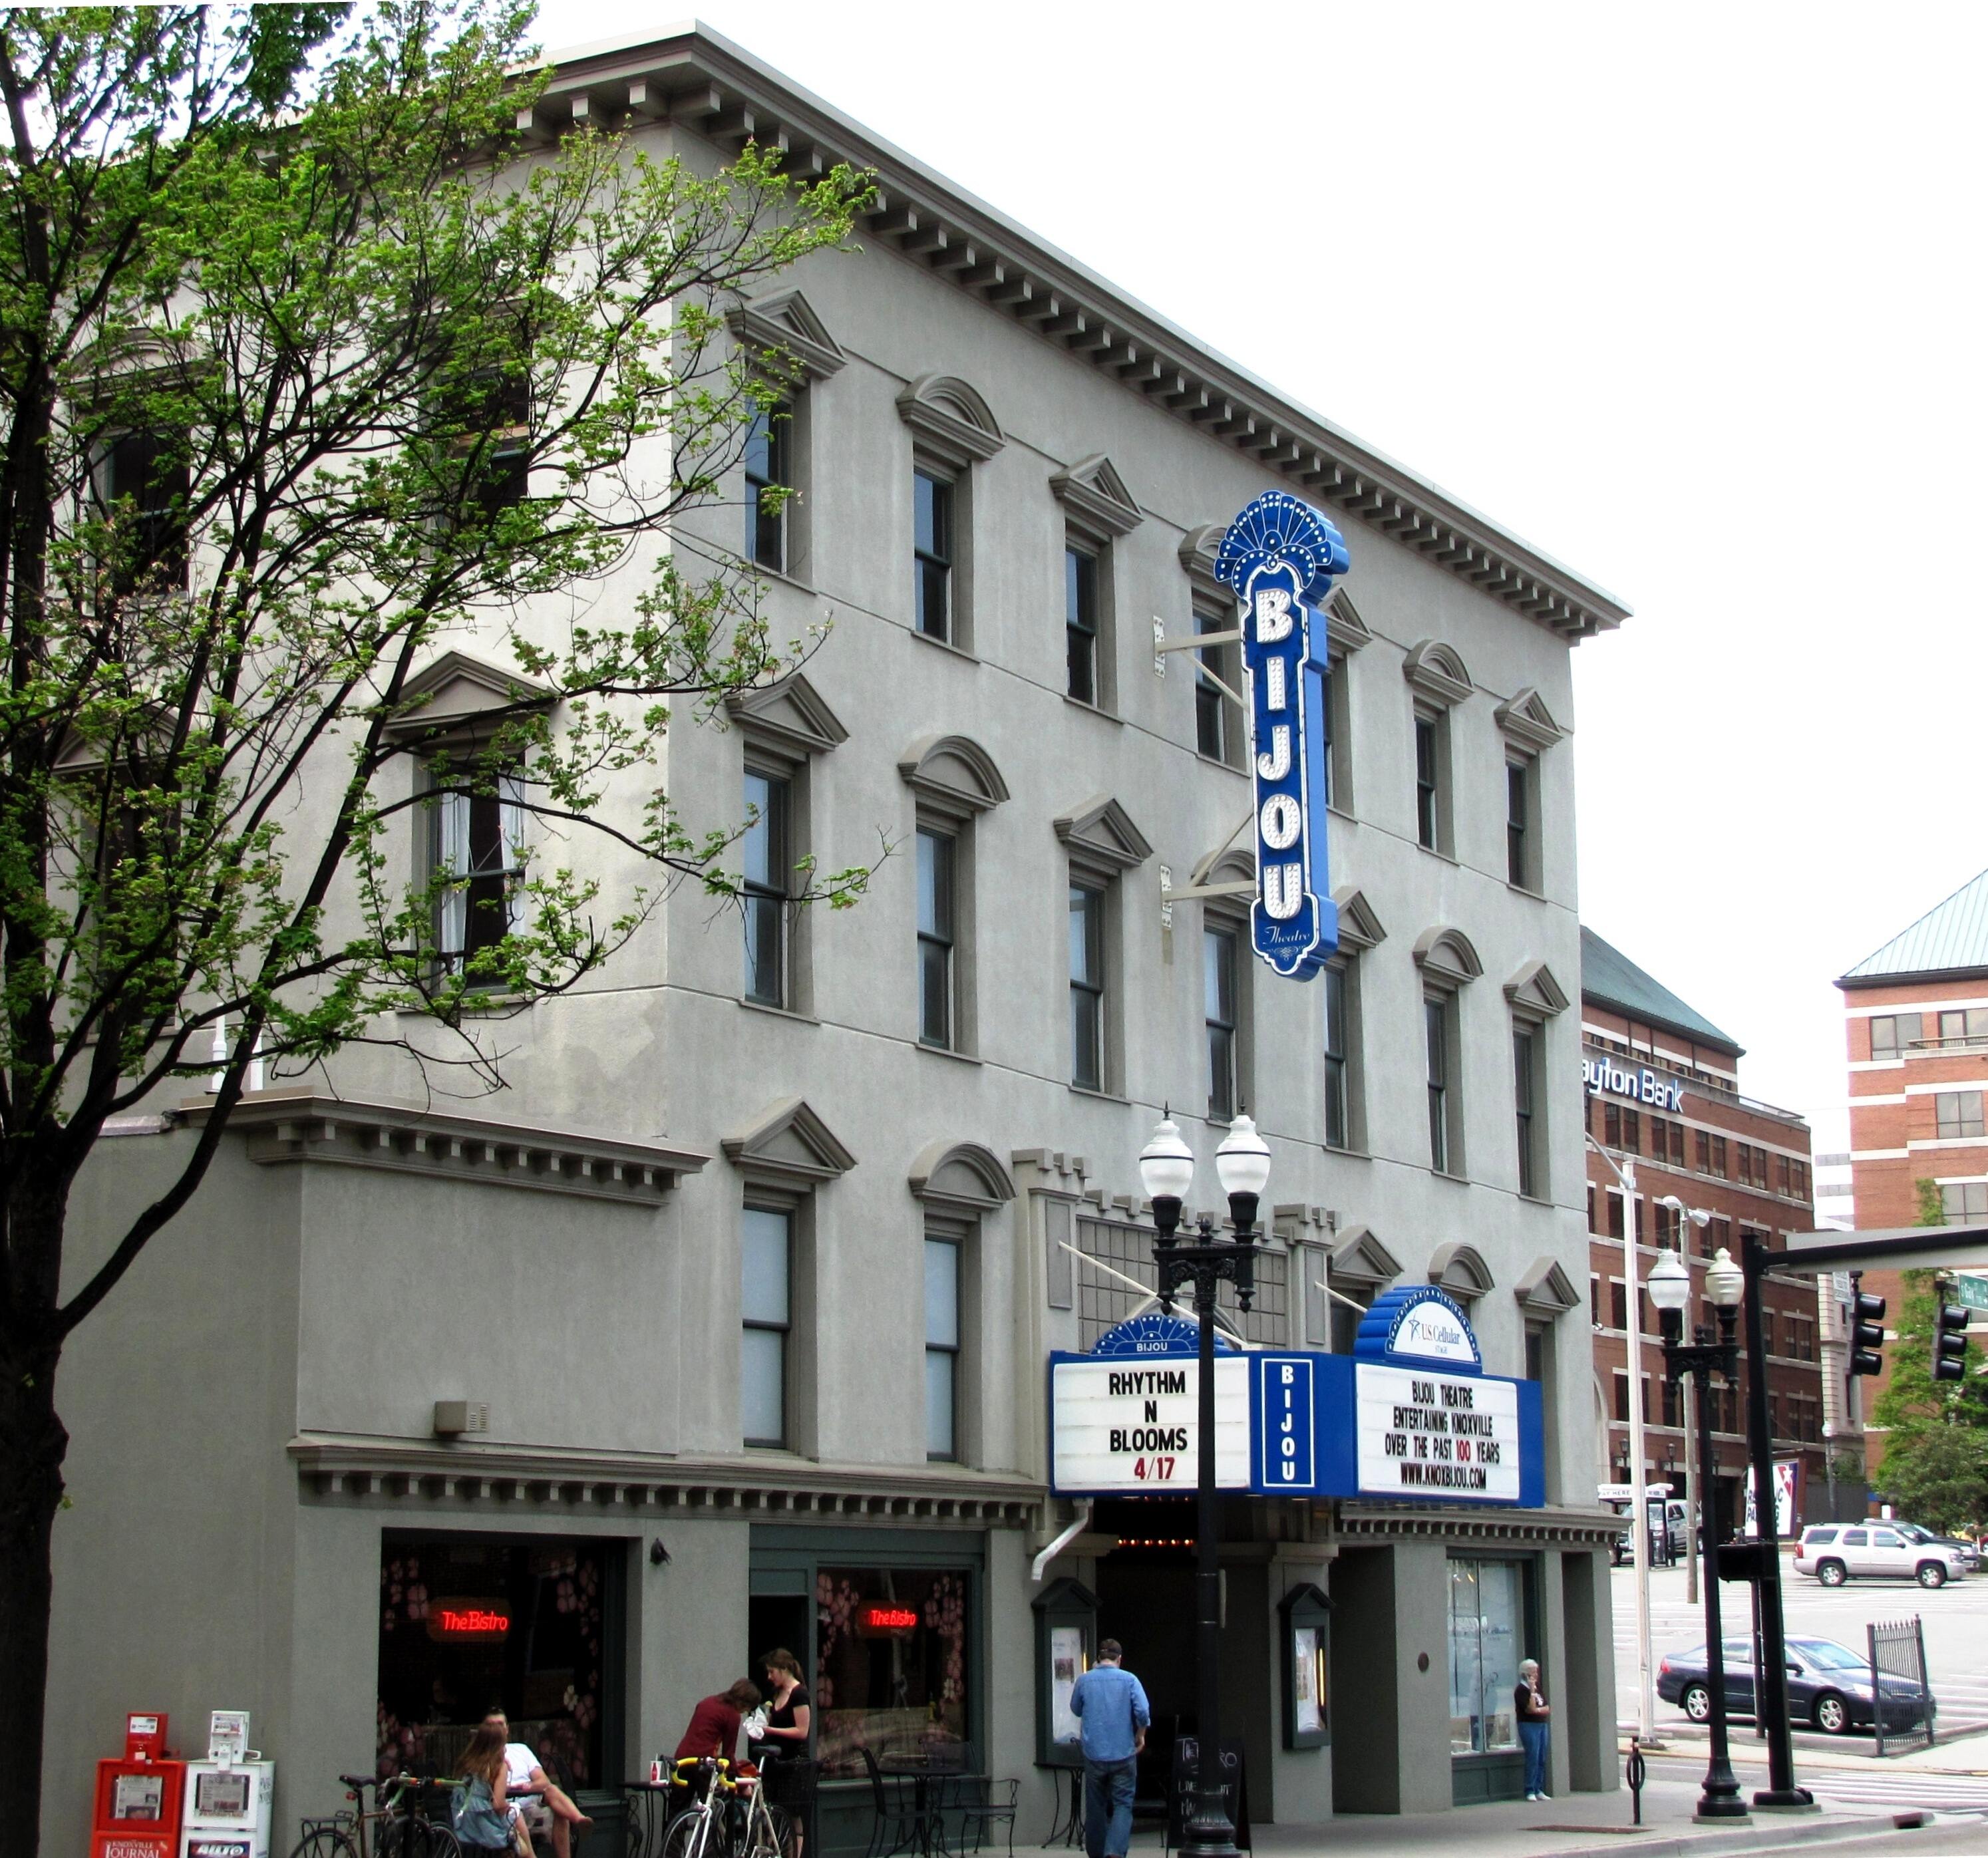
(1582, 929), (1827, 1527)
(1838, 865), (1988, 1486)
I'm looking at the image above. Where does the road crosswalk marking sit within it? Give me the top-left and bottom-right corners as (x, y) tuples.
(1802, 1772), (1988, 1809)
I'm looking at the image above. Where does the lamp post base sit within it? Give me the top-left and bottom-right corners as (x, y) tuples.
(1179, 1784), (1240, 1858)
(1751, 1789), (1818, 1813)
(1693, 1787), (1750, 1821)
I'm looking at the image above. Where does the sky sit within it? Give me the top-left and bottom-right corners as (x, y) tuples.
(533, 0), (1988, 1155)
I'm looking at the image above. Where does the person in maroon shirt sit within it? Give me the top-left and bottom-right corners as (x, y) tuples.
(675, 1680), (762, 1765)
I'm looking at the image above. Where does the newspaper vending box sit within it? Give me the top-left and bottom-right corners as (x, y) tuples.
(182, 1711), (275, 1858)
(182, 1761), (275, 1858)
(91, 1713), (185, 1858)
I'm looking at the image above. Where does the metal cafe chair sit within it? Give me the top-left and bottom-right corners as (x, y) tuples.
(858, 1748), (920, 1858)
(949, 1778), (1017, 1858)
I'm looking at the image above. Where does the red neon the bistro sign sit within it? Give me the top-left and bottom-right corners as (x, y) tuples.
(426, 1603), (512, 1642)
(858, 1605), (919, 1634)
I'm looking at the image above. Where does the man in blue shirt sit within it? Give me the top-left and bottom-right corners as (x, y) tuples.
(1069, 1638), (1150, 1858)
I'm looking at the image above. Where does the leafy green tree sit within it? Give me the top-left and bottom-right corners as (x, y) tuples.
(0, 8), (870, 1849)
(1872, 1421), (1988, 1537)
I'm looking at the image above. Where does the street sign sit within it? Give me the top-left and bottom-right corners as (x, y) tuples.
(1957, 1273), (1988, 1313)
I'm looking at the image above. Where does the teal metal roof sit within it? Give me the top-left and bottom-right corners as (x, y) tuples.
(1580, 926), (1742, 1056)
(1841, 866), (1988, 985)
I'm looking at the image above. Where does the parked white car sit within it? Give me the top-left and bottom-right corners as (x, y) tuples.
(1796, 1523), (1969, 1589)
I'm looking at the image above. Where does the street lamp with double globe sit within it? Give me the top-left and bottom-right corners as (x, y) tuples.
(1657, 1195), (1713, 1600)
(1136, 1112), (1269, 1858)
(1648, 1241), (1748, 1822)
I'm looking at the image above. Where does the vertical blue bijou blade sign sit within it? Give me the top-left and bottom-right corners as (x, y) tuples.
(1214, 492), (1351, 981)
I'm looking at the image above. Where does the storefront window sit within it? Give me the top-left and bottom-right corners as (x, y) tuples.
(1446, 1558), (1523, 1756)
(814, 1567), (970, 1777)
(377, 1536), (608, 1787)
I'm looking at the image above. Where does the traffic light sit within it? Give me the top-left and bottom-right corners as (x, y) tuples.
(1933, 1291), (1971, 1383)
(1848, 1276), (1887, 1377)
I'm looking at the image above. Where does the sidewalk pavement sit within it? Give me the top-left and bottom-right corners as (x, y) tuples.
(1071, 1762), (1949, 1858)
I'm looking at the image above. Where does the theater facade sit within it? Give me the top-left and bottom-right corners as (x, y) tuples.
(41, 24), (1627, 1855)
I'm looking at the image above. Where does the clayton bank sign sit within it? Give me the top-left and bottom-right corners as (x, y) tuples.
(1214, 491), (1350, 982)
(1583, 1056), (1685, 1112)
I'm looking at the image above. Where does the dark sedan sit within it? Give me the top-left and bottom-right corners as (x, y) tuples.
(1656, 1634), (1929, 1736)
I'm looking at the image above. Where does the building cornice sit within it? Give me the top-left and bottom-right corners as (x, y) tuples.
(176, 1088), (705, 1201)
(522, 26), (1630, 643)
(289, 1434), (1039, 1525)
(1336, 1501), (1625, 1547)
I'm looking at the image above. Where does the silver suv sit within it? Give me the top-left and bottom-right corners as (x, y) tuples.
(1796, 1523), (1968, 1589)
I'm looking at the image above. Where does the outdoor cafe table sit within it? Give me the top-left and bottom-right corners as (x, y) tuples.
(877, 1758), (987, 1858)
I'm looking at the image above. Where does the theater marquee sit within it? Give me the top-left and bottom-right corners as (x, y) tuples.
(1049, 1297), (1544, 1506)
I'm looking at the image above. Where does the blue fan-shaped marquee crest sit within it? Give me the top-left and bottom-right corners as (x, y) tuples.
(1214, 490), (1351, 603)
(1090, 1311), (1239, 1358)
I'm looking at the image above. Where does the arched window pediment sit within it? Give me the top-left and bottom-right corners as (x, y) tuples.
(908, 1138), (1015, 1213)
(1428, 1241), (1494, 1301)
(1413, 925), (1482, 988)
(897, 733), (1009, 815)
(897, 374), (1004, 466)
(1403, 639), (1472, 708)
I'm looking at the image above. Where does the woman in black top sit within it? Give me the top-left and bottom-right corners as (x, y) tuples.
(759, 1648), (813, 1857)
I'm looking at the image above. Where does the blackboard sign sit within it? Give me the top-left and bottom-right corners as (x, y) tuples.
(1168, 1737), (1249, 1851)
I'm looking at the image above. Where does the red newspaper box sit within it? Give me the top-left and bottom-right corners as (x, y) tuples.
(92, 1713), (185, 1858)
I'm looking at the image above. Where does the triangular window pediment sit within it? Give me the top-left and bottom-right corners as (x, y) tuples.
(1495, 686), (1564, 750)
(726, 288), (847, 384)
(1330, 1224), (1401, 1287)
(897, 375), (1004, 466)
(1051, 454), (1142, 538)
(723, 1096), (856, 1185)
(1504, 959), (1570, 1018)
(1331, 885), (1387, 952)
(382, 650), (555, 744)
(1055, 794), (1152, 872)
(726, 671), (847, 757)
(1326, 589), (1371, 653)
(1515, 1256), (1581, 1315)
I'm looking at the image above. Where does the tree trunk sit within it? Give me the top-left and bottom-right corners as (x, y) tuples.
(0, 1320), (67, 1858)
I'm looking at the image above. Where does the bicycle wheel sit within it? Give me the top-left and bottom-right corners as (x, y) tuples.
(748, 1802), (792, 1858)
(290, 1829), (361, 1858)
(662, 1806), (715, 1858)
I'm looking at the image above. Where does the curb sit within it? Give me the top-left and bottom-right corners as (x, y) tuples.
(1537, 1809), (1929, 1858)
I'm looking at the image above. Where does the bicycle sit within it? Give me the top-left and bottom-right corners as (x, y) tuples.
(660, 1756), (790, 1858)
(289, 1772), (465, 1858)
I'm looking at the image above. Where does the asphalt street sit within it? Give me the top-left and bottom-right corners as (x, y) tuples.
(1613, 1561), (1988, 1750)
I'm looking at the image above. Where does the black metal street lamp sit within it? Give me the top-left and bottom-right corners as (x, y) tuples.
(1647, 1242), (1748, 1823)
(1137, 1112), (1270, 1858)
(1738, 1229), (1815, 1810)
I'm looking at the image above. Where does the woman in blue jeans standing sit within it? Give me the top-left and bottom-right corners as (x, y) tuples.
(1515, 1658), (1551, 1801)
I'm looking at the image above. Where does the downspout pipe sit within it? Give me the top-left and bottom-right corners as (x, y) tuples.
(1031, 1500), (1094, 1583)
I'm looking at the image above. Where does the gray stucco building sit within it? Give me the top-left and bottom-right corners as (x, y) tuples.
(43, 25), (1629, 1854)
